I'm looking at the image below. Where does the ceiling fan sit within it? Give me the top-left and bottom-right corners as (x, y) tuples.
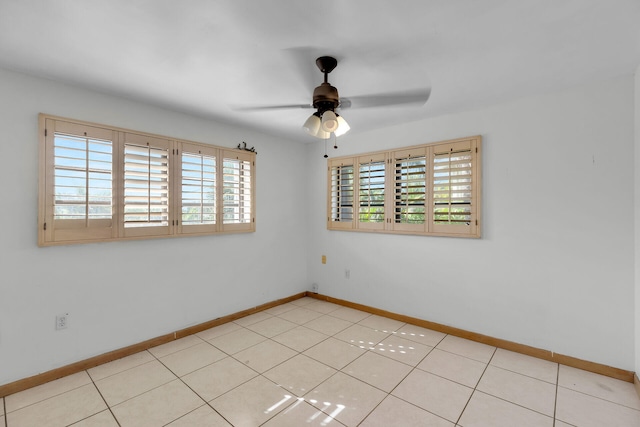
(235, 55), (431, 139)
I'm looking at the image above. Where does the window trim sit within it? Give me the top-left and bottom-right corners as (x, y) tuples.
(38, 114), (256, 246)
(327, 135), (481, 238)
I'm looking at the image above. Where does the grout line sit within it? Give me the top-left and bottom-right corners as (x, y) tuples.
(3, 397), (7, 427)
(556, 384), (640, 412)
(454, 346), (497, 425)
(87, 370), (122, 427)
(553, 363), (560, 427)
(150, 345), (239, 426)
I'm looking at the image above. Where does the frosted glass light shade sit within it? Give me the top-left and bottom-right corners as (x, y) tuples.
(334, 115), (350, 137)
(315, 128), (330, 139)
(302, 114), (321, 135)
(321, 110), (339, 132)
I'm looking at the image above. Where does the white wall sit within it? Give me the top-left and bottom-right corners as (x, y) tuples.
(635, 65), (640, 375)
(307, 75), (636, 370)
(0, 67), (636, 387)
(0, 68), (309, 386)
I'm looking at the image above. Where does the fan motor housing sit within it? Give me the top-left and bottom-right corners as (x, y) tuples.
(313, 82), (339, 112)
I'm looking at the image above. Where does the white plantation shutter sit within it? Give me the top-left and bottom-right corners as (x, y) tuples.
(39, 115), (257, 246)
(222, 150), (254, 232)
(41, 118), (117, 244)
(392, 147), (427, 233)
(328, 158), (355, 229)
(122, 133), (171, 238)
(326, 135), (481, 238)
(178, 142), (217, 234)
(431, 138), (479, 236)
(358, 153), (386, 230)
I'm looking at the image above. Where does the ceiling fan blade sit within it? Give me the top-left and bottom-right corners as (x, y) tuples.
(340, 88), (431, 109)
(231, 103), (313, 112)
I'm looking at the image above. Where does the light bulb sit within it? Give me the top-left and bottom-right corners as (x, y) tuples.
(321, 110), (339, 132)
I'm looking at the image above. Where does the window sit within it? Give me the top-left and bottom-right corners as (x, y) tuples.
(327, 136), (481, 238)
(222, 151), (253, 230)
(358, 154), (386, 230)
(328, 159), (354, 229)
(39, 115), (255, 246)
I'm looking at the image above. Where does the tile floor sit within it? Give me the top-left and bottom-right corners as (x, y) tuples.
(3, 297), (640, 426)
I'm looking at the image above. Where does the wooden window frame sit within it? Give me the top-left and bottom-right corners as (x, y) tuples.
(38, 114), (255, 246)
(327, 135), (481, 238)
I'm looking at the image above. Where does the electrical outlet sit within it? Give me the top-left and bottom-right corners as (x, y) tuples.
(312, 283), (319, 293)
(56, 313), (68, 330)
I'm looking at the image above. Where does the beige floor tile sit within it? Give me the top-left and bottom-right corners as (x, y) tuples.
(88, 351), (155, 381)
(264, 302), (298, 315)
(278, 307), (325, 324)
(234, 339), (297, 373)
(7, 384), (106, 427)
(207, 327), (266, 354)
(553, 421), (575, 427)
(233, 311), (273, 327)
(334, 324), (390, 349)
(210, 376), (296, 426)
(94, 359), (176, 406)
(372, 334), (433, 366)
(418, 348), (487, 388)
(72, 410), (120, 426)
(111, 379), (203, 427)
(435, 335), (496, 363)
(196, 322), (242, 341)
(264, 354), (337, 397)
(556, 386), (640, 427)
(5, 371), (92, 412)
(394, 324), (447, 347)
(304, 300), (342, 314)
(303, 337), (366, 370)
(182, 356), (257, 402)
(245, 316), (297, 338)
(1, 397), (3, 416)
(392, 368), (473, 423)
(305, 314), (353, 335)
(291, 297), (315, 306)
(272, 325), (329, 352)
(262, 399), (347, 427)
(306, 372), (387, 427)
(159, 342), (226, 377)
(360, 395), (454, 427)
(458, 390), (554, 427)
(0, 416), (4, 426)
(476, 365), (556, 416)
(490, 348), (558, 384)
(358, 314), (406, 333)
(166, 404), (232, 426)
(147, 335), (205, 359)
(329, 306), (371, 323)
(558, 365), (640, 410)
(343, 351), (412, 392)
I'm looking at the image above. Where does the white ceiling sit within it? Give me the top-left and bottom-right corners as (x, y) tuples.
(1, 0), (639, 142)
